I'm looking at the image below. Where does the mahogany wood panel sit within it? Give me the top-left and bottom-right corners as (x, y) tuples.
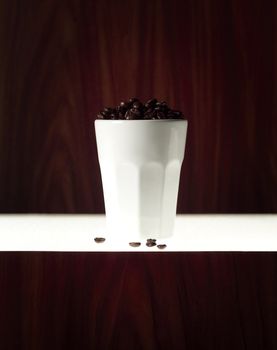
(0, 252), (276, 350)
(0, 2), (277, 349)
(0, 0), (276, 213)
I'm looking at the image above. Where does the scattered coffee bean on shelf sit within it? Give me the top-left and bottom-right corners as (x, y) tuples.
(146, 242), (156, 247)
(157, 244), (167, 250)
(94, 237), (106, 243)
(146, 238), (157, 247)
(129, 242), (141, 247)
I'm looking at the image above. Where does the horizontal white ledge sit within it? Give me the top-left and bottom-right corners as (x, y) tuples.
(0, 214), (276, 252)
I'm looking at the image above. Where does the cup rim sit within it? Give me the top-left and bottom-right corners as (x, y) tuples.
(95, 119), (187, 122)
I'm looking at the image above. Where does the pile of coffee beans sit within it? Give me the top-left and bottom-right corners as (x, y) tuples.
(97, 98), (184, 120)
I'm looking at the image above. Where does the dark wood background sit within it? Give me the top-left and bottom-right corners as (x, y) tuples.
(0, 0), (276, 214)
(0, 0), (277, 349)
(0, 252), (277, 350)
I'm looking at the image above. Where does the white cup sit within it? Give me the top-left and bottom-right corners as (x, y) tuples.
(95, 119), (188, 240)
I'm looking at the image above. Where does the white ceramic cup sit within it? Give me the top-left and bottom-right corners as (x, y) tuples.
(95, 119), (188, 240)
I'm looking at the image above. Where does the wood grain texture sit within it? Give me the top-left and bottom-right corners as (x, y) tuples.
(0, 252), (276, 349)
(0, 3), (277, 347)
(0, 0), (276, 213)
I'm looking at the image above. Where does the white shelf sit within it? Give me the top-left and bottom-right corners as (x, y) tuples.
(0, 214), (276, 252)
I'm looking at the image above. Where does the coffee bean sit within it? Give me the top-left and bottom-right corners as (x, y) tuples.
(100, 110), (109, 116)
(125, 110), (136, 120)
(145, 110), (157, 119)
(156, 111), (166, 119)
(125, 109), (135, 120)
(157, 244), (167, 249)
(154, 106), (162, 111)
(94, 237), (106, 243)
(104, 107), (113, 114)
(129, 98), (139, 104)
(130, 108), (143, 118)
(146, 242), (156, 247)
(155, 104), (167, 112)
(147, 238), (156, 242)
(167, 113), (175, 119)
(101, 113), (110, 120)
(145, 98), (157, 108)
(132, 101), (143, 109)
(144, 108), (154, 117)
(129, 242), (141, 247)
(124, 110), (132, 119)
(172, 110), (183, 118)
(146, 238), (157, 247)
(120, 101), (128, 108)
(143, 114), (152, 120)
(144, 108), (152, 114)
(97, 113), (104, 119)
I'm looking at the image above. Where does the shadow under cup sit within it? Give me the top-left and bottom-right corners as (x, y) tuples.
(95, 119), (188, 240)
